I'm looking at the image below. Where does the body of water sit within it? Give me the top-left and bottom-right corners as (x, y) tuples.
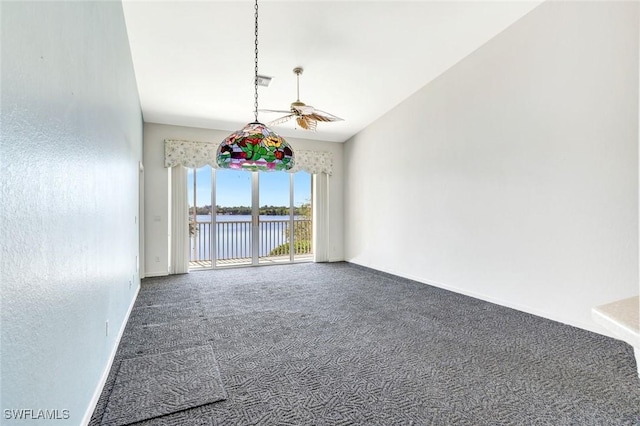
(190, 215), (310, 259)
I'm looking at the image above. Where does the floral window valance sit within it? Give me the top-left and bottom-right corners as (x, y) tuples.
(164, 139), (218, 169)
(287, 150), (333, 175)
(164, 139), (333, 175)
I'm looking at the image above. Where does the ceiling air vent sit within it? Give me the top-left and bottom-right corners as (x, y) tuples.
(256, 75), (272, 87)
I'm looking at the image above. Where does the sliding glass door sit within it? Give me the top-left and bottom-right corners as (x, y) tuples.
(188, 167), (312, 270)
(213, 169), (254, 267)
(187, 166), (213, 269)
(257, 171), (312, 264)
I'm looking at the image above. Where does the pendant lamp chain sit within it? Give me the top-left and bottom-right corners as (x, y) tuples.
(253, 0), (259, 123)
(216, 0), (294, 172)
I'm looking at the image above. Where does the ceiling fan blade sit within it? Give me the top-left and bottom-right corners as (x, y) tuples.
(259, 109), (292, 114)
(308, 110), (344, 122)
(267, 114), (294, 126)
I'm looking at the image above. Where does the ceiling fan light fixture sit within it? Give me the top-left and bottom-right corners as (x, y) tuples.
(261, 66), (344, 131)
(216, 0), (294, 172)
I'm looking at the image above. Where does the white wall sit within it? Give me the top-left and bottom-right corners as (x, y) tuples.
(344, 1), (639, 335)
(1, 2), (143, 424)
(143, 122), (344, 276)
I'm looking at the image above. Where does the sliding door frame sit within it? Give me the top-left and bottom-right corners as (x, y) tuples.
(204, 169), (312, 269)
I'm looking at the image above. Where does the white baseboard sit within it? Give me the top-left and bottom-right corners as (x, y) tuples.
(144, 270), (169, 277)
(81, 284), (140, 425)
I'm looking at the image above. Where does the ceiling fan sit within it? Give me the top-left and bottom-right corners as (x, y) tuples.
(260, 67), (343, 131)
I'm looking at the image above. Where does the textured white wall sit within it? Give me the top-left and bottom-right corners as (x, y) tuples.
(143, 122), (344, 275)
(344, 1), (639, 335)
(1, 2), (142, 424)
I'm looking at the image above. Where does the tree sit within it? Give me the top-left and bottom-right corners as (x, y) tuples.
(269, 201), (312, 256)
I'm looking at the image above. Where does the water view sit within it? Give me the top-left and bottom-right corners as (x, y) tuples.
(190, 215), (311, 260)
(188, 168), (313, 265)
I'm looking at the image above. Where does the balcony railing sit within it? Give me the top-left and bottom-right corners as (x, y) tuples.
(190, 218), (312, 266)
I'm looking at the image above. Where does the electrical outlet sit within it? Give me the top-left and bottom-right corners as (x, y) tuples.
(105, 320), (109, 337)
(155, 256), (160, 262)
(129, 279), (132, 289)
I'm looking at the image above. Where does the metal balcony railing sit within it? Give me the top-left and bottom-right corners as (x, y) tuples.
(190, 218), (312, 265)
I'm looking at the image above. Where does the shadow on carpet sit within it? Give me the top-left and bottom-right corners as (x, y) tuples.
(101, 345), (226, 426)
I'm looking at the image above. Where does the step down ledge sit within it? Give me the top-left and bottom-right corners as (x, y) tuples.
(592, 296), (639, 377)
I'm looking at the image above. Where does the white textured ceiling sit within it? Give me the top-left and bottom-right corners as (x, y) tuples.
(122, 1), (542, 142)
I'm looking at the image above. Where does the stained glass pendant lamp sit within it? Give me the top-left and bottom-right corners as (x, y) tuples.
(216, 0), (294, 172)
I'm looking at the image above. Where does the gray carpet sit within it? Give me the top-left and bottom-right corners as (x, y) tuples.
(91, 262), (640, 425)
(101, 345), (226, 426)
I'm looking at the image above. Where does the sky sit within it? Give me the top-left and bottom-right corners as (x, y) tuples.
(187, 167), (311, 208)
